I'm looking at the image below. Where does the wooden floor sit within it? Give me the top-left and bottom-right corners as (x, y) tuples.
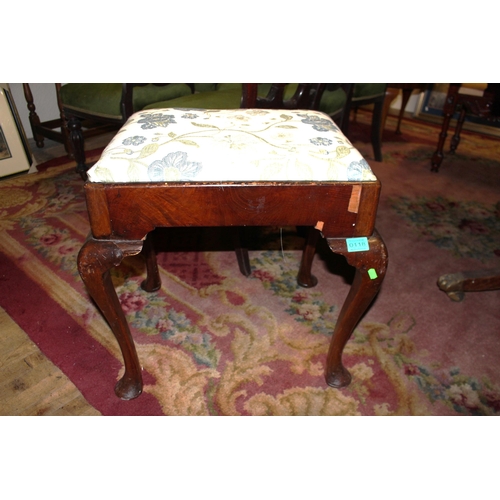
(0, 307), (100, 416)
(0, 135), (111, 416)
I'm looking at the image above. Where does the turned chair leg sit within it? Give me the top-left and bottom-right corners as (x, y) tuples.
(78, 236), (145, 400)
(66, 114), (88, 180)
(325, 231), (388, 387)
(432, 84), (461, 172)
(371, 100), (384, 162)
(450, 107), (467, 154)
(431, 111), (452, 172)
(22, 83), (45, 148)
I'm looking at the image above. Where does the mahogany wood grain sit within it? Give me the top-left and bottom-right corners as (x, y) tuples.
(84, 181), (380, 240)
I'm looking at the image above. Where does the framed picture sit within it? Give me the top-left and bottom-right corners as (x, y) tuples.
(0, 86), (32, 178)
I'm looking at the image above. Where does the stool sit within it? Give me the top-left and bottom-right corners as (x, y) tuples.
(77, 105), (388, 400)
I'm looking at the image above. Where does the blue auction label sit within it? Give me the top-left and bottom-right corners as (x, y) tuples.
(346, 237), (370, 252)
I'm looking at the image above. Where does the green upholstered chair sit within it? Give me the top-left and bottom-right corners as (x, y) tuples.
(342, 83), (387, 161)
(143, 83), (349, 124)
(60, 83), (194, 178)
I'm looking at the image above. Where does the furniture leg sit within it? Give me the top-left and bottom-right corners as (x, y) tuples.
(396, 88), (414, 134)
(431, 111), (452, 172)
(297, 227), (319, 288)
(54, 83), (73, 157)
(140, 232), (162, 292)
(437, 268), (500, 302)
(22, 83), (45, 148)
(371, 100), (384, 161)
(450, 107), (467, 154)
(431, 83), (461, 172)
(232, 227), (252, 277)
(78, 236), (145, 400)
(325, 231), (388, 387)
(66, 114), (87, 180)
(381, 88), (399, 134)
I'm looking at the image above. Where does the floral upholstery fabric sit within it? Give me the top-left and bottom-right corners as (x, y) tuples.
(87, 108), (377, 183)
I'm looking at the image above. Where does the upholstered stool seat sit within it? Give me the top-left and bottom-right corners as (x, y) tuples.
(88, 108), (376, 183)
(78, 96), (388, 401)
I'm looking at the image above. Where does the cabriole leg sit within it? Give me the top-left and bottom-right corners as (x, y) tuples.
(78, 236), (144, 400)
(325, 231), (388, 388)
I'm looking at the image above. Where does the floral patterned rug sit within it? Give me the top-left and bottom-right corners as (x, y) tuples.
(1, 113), (499, 415)
(390, 196), (500, 261)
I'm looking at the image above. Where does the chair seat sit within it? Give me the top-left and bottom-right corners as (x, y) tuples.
(87, 108), (377, 183)
(143, 88), (244, 112)
(60, 83), (193, 120)
(352, 83), (387, 101)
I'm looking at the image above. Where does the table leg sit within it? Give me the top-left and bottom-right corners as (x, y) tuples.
(78, 236), (145, 400)
(325, 231), (388, 387)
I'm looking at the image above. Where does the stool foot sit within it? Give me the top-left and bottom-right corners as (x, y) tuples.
(115, 375), (143, 400)
(325, 364), (352, 388)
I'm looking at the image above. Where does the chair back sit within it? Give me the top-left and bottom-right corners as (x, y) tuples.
(241, 83), (327, 110)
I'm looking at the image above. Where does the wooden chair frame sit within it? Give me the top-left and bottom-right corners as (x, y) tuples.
(64, 83), (195, 179)
(431, 83), (500, 172)
(342, 84), (387, 162)
(22, 83), (122, 159)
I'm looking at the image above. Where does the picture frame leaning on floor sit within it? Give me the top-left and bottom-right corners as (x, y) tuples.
(0, 84), (32, 178)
